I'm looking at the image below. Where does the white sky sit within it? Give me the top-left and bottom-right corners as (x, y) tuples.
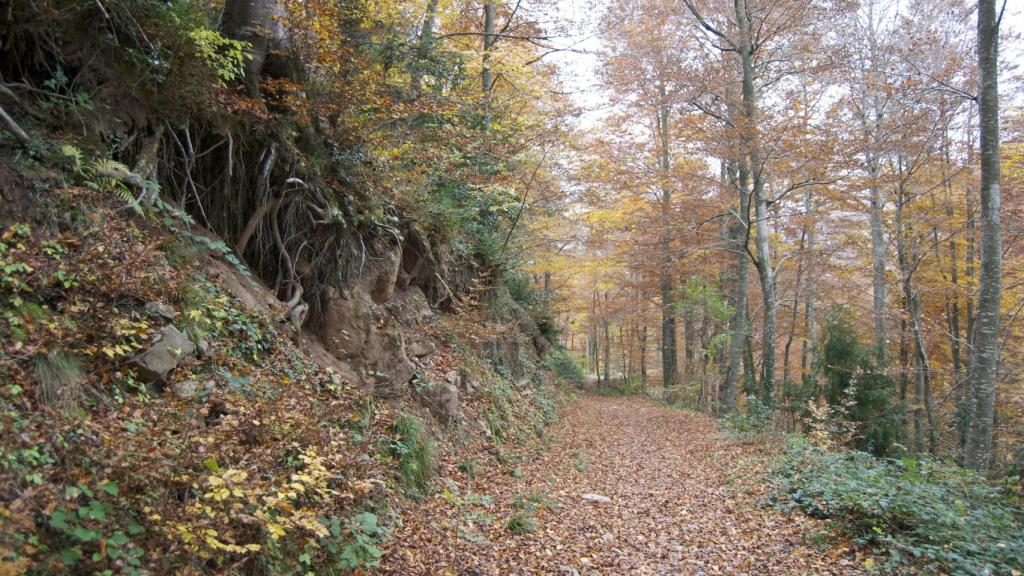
(544, 0), (1024, 128)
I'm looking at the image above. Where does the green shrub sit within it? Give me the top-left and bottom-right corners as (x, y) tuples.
(820, 307), (902, 455)
(531, 385), (561, 428)
(543, 348), (585, 385)
(503, 272), (538, 309)
(45, 481), (145, 572)
(484, 407), (507, 442)
(389, 414), (435, 494)
(572, 449), (587, 471)
(457, 457), (478, 478)
(720, 396), (773, 439)
(318, 512), (387, 570)
(774, 437), (1024, 575)
(535, 311), (561, 342)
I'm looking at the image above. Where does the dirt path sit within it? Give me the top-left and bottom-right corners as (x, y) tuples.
(384, 396), (857, 575)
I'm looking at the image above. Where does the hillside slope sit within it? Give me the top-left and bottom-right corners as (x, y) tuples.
(0, 170), (573, 574)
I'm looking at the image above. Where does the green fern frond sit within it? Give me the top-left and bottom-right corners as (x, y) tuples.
(89, 159), (146, 214)
(92, 159), (131, 174)
(115, 186), (145, 215)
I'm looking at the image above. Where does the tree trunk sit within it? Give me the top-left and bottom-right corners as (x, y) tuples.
(964, 0), (1002, 472)
(603, 292), (611, 386)
(590, 289), (599, 376)
(221, 0), (287, 98)
(543, 271), (552, 311)
(621, 324), (629, 385)
(735, 0), (775, 404)
(895, 160), (934, 454)
(940, 118), (966, 451)
(481, 1), (496, 129)
(869, 177), (887, 366)
(722, 160), (748, 413)
(743, 317), (757, 396)
(783, 228), (805, 387)
(657, 92), (678, 390)
(639, 323), (648, 389)
(411, 0), (440, 96)
(684, 299), (696, 379)
(801, 186), (818, 381)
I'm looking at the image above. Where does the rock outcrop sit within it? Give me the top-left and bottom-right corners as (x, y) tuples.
(132, 325), (196, 382)
(424, 381), (459, 425)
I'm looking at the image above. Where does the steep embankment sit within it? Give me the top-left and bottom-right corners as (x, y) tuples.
(385, 396), (860, 576)
(0, 178), (570, 574)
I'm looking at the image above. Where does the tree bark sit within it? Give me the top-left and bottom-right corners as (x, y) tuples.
(869, 164), (887, 366)
(895, 159), (935, 454)
(964, 0), (1002, 472)
(639, 323), (648, 389)
(735, 0), (776, 404)
(801, 186), (818, 381)
(411, 0), (440, 96)
(603, 291), (611, 386)
(481, 0), (496, 129)
(657, 91), (678, 390)
(722, 160), (748, 413)
(221, 0), (287, 98)
(783, 229), (805, 387)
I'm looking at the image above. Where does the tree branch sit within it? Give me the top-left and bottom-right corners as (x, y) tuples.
(0, 104), (31, 146)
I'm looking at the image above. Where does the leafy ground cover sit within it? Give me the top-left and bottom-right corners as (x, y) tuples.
(0, 189), (569, 574)
(773, 437), (1024, 575)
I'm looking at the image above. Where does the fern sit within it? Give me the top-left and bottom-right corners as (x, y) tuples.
(88, 159), (151, 215)
(91, 159), (130, 175)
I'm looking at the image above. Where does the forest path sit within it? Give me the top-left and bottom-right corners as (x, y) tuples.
(384, 396), (857, 575)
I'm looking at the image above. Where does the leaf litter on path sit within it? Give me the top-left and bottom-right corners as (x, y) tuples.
(384, 396), (860, 575)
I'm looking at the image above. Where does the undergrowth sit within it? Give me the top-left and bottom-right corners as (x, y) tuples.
(543, 348), (585, 385)
(720, 396), (773, 440)
(390, 413), (436, 495)
(773, 436), (1024, 575)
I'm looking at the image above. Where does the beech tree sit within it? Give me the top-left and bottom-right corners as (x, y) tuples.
(964, 0), (1003, 472)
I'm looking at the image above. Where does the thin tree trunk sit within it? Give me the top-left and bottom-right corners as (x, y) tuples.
(620, 325), (626, 384)
(657, 90), (678, 391)
(684, 299), (696, 379)
(411, 0), (440, 96)
(895, 160), (934, 454)
(801, 186), (818, 382)
(543, 271), (552, 311)
(743, 317), (757, 396)
(899, 315), (910, 442)
(722, 160), (748, 413)
(481, 1), (496, 129)
(590, 288), (599, 376)
(869, 179), (887, 366)
(735, 0), (776, 404)
(940, 118), (966, 451)
(603, 292), (611, 386)
(639, 323), (648, 389)
(961, 144), (977, 455)
(783, 230), (805, 387)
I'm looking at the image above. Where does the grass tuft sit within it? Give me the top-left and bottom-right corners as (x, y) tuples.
(34, 350), (84, 410)
(505, 512), (536, 535)
(390, 413), (435, 494)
